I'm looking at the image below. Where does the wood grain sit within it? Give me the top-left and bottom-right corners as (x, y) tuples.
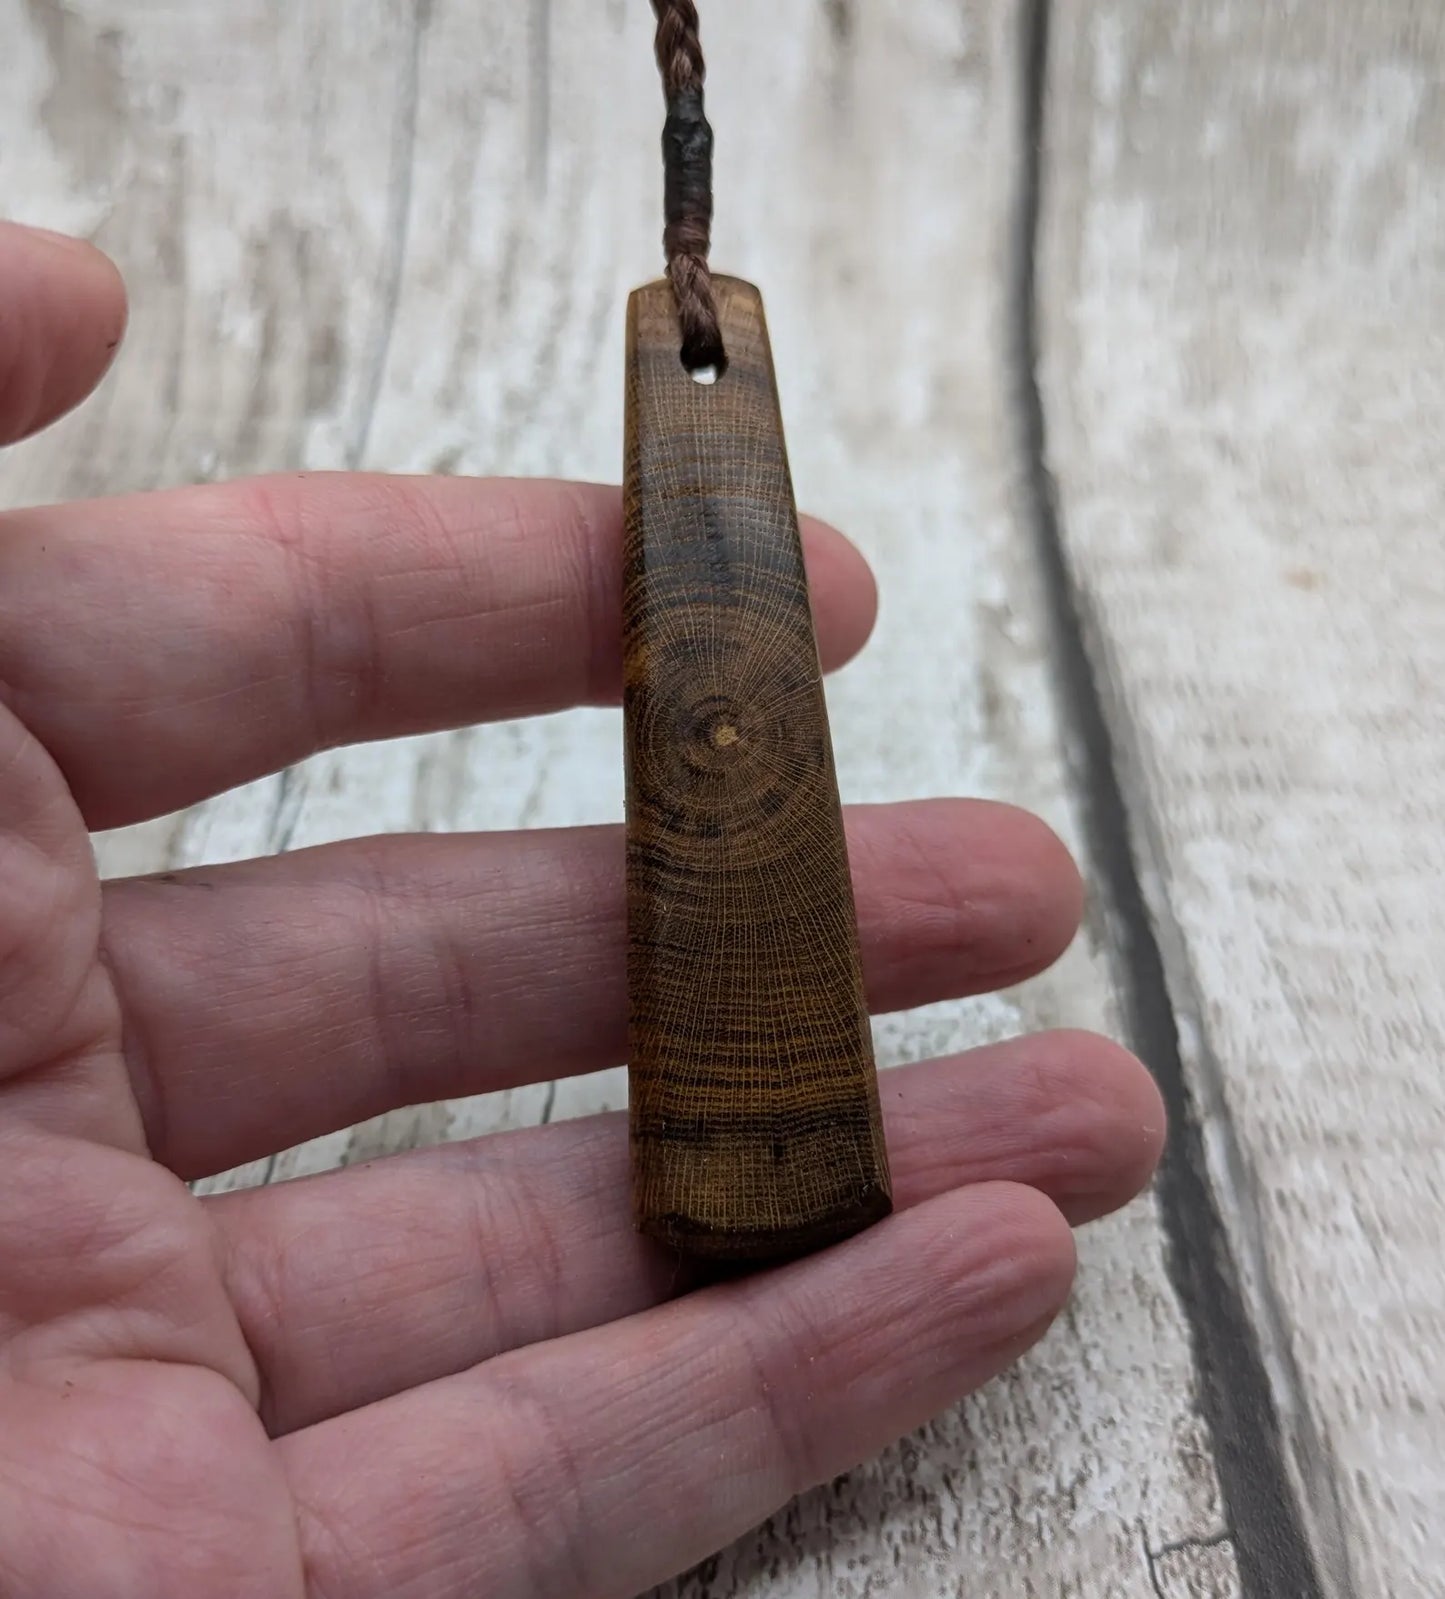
(624, 277), (889, 1260)
(1038, 6), (1445, 1597)
(1, 2), (1238, 1593)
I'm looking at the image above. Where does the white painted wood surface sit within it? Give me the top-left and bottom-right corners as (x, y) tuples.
(3, 4), (1231, 1595)
(6, 0), (1441, 1593)
(1039, 6), (1445, 1598)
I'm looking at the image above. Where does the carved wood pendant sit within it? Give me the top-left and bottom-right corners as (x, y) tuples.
(623, 276), (892, 1262)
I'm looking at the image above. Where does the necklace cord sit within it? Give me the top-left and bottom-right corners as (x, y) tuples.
(650, 1), (726, 372)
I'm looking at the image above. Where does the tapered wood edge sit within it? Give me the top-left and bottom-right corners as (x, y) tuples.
(640, 1182), (893, 1264)
(626, 275), (767, 365)
(628, 273), (762, 304)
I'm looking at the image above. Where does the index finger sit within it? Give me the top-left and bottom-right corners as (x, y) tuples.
(0, 221), (127, 443)
(0, 474), (876, 828)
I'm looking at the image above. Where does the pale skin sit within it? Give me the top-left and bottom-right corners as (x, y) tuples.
(0, 220), (1166, 1597)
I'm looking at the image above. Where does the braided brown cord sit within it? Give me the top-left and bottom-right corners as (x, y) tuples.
(650, 0), (725, 371)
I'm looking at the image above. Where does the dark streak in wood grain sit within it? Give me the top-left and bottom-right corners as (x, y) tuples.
(623, 277), (891, 1261)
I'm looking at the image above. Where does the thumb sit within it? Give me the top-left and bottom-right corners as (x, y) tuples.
(0, 221), (128, 445)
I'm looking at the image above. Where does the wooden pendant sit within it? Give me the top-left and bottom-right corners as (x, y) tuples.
(623, 275), (892, 1262)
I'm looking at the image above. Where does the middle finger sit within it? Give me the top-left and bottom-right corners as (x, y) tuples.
(104, 799), (1082, 1178)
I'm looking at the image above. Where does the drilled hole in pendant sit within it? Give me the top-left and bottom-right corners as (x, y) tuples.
(680, 338), (728, 383)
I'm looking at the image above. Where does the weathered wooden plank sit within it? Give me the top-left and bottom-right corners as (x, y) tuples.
(2, 1), (1237, 1592)
(1038, 7), (1445, 1598)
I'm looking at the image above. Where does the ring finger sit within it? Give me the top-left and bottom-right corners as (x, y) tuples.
(214, 1030), (1164, 1434)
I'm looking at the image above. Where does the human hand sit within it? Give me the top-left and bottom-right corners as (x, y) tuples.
(0, 222), (1165, 1598)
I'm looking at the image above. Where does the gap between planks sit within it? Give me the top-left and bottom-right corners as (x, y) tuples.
(1011, 4), (1332, 1597)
